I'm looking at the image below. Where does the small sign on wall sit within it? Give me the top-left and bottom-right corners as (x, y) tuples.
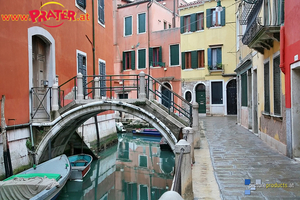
(294, 54), (298, 62)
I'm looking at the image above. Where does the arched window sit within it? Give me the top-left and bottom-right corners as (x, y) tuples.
(185, 91), (192, 102)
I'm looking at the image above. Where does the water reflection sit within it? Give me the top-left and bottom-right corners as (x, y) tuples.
(58, 134), (175, 200)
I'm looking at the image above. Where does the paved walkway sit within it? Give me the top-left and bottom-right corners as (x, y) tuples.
(193, 116), (300, 200)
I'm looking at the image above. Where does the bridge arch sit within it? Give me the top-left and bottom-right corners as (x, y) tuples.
(36, 100), (178, 163)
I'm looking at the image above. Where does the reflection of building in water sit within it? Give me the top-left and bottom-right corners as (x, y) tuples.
(115, 135), (175, 200)
(58, 135), (174, 200)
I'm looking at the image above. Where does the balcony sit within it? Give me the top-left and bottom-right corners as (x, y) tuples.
(208, 64), (224, 75)
(242, 0), (283, 54)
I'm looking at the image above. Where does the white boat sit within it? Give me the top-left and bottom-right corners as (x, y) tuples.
(68, 154), (93, 180)
(0, 154), (71, 200)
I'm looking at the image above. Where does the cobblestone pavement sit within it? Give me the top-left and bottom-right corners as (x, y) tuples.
(201, 116), (300, 200)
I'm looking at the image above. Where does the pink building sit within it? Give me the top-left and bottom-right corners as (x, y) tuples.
(113, 0), (186, 108)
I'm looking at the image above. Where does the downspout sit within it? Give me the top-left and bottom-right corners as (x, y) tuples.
(173, 0), (176, 28)
(147, 0), (153, 76)
(279, 26), (285, 74)
(92, 0), (96, 98)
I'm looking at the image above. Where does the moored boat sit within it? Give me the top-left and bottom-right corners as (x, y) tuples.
(68, 154), (93, 180)
(0, 154), (71, 200)
(132, 128), (161, 136)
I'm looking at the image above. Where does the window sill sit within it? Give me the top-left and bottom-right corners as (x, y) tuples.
(137, 32), (146, 35)
(182, 31), (193, 35)
(208, 26), (222, 29)
(98, 20), (105, 28)
(262, 112), (283, 121)
(75, 4), (86, 13)
(124, 34), (132, 37)
(196, 30), (204, 33)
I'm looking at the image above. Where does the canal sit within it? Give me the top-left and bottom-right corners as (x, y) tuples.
(57, 133), (175, 200)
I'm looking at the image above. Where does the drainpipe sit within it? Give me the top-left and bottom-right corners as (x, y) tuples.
(173, 0), (176, 28)
(147, 0), (153, 76)
(92, 0), (96, 98)
(279, 26), (285, 74)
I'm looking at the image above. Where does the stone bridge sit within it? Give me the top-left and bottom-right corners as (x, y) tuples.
(32, 72), (199, 163)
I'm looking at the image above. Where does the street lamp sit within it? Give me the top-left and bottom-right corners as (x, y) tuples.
(216, 0), (223, 12)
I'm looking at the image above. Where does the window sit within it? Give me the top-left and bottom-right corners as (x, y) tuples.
(77, 51), (87, 96)
(139, 155), (147, 167)
(169, 24), (171, 29)
(149, 47), (164, 67)
(184, 15), (191, 32)
(241, 72), (248, 106)
(206, 8), (225, 28)
(181, 50), (204, 69)
(211, 81), (223, 104)
(122, 51), (135, 70)
(139, 185), (148, 200)
(170, 44), (179, 66)
(185, 91), (192, 102)
(164, 21), (167, 29)
(273, 56), (281, 115)
(138, 13), (146, 33)
(264, 62), (270, 113)
(76, 0), (86, 9)
(99, 59), (106, 97)
(138, 49), (146, 69)
(98, 0), (105, 25)
(207, 48), (222, 70)
(124, 16), (132, 36)
(118, 93), (128, 99)
(196, 13), (204, 30)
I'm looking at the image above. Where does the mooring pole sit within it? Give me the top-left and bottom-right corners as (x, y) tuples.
(1, 95), (13, 177)
(94, 116), (100, 152)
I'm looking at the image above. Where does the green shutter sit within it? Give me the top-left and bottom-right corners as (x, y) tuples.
(217, 48), (222, 64)
(180, 16), (184, 33)
(159, 46), (162, 63)
(221, 7), (226, 26)
(138, 49), (146, 69)
(125, 16), (132, 36)
(140, 185), (148, 200)
(191, 14), (197, 32)
(273, 56), (281, 115)
(191, 51), (198, 69)
(149, 47), (153, 66)
(207, 48), (212, 68)
(139, 155), (147, 167)
(131, 51), (135, 70)
(122, 52), (125, 71)
(181, 52), (185, 69)
(138, 13), (146, 33)
(206, 9), (211, 28)
(170, 45), (179, 66)
(241, 73), (248, 106)
(264, 62), (270, 113)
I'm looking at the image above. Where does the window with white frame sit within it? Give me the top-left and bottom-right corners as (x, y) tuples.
(138, 13), (146, 34)
(99, 59), (106, 97)
(98, 0), (105, 25)
(206, 8), (225, 28)
(124, 16), (132, 36)
(170, 44), (179, 66)
(138, 49), (146, 69)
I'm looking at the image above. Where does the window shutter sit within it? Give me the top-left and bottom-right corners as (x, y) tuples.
(99, 61), (106, 97)
(181, 52), (185, 69)
(149, 47), (153, 66)
(77, 54), (83, 73)
(241, 72), (248, 106)
(273, 56), (281, 115)
(125, 17), (132, 36)
(122, 52), (126, 71)
(221, 7), (226, 26)
(170, 45), (179, 66)
(217, 48), (222, 64)
(159, 46), (162, 63)
(180, 16), (184, 33)
(206, 9), (211, 28)
(131, 51), (135, 70)
(207, 48), (212, 68)
(264, 62), (270, 113)
(191, 14), (197, 32)
(138, 13), (146, 33)
(191, 51), (198, 69)
(138, 49), (146, 69)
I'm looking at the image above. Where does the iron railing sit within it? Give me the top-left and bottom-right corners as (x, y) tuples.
(30, 87), (52, 120)
(146, 75), (193, 127)
(58, 76), (77, 108)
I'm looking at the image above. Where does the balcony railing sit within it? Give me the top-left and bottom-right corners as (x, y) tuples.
(242, 0), (282, 54)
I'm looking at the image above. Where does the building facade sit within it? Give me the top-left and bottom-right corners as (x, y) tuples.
(113, 0), (186, 108)
(179, 0), (237, 116)
(0, 0), (115, 177)
(236, 0), (285, 155)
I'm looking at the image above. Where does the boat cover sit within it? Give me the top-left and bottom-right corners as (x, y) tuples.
(0, 177), (59, 200)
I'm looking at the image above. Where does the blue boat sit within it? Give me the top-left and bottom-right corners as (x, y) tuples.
(68, 154), (93, 180)
(132, 128), (161, 136)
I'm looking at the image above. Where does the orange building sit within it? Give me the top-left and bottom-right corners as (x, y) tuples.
(0, 0), (114, 176)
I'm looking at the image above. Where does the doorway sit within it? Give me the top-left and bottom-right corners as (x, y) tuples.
(196, 84), (206, 113)
(226, 79), (237, 115)
(161, 83), (171, 108)
(32, 36), (49, 119)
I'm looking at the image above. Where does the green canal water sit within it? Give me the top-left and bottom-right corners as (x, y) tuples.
(57, 134), (175, 200)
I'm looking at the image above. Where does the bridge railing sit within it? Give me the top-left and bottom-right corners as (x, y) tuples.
(57, 76), (77, 108)
(146, 75), (193, 127)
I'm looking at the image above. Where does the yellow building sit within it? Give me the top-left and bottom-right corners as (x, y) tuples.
(179, 0), (237, 116)
(236, 0), (286, 155)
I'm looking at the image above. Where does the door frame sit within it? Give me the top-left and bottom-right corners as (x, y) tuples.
(159, 82), (173, 105)
(226, 78), (237, 115)
(194, 82), (206, 114)
(28, 27), (56, 120)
